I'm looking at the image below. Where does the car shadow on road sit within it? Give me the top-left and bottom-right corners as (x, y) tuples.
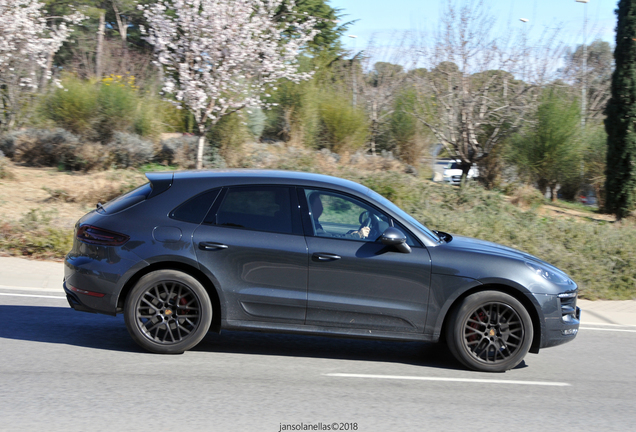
(0, 304), (526, 371)
(195, 330), (468, 371)
(0, 305), (143, 353)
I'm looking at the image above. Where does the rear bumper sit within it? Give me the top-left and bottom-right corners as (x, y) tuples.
(63, 280), (115, 315)
(63, 252), (146, 316)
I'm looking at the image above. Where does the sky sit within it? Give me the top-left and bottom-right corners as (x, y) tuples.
(329, 0), (617, 56)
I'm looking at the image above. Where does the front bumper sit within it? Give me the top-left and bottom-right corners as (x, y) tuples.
(543, 306), (581, 348)
(443, 175), (461, 185)
(540, 295), (581, 349)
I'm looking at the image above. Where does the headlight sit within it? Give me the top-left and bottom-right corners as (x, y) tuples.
(525, 261), (574, 286)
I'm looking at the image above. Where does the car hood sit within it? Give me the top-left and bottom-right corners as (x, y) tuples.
(445, 235), (563, 272)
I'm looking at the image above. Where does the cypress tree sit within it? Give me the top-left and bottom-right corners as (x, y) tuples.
(605, 0), (636, 219)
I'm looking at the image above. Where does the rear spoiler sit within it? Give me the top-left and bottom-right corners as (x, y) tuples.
(146, 172), (174, 199)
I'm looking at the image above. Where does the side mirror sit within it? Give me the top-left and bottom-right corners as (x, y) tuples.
(380, 227), (411, 253)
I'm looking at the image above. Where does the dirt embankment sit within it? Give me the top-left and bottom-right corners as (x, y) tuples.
(538, 204), (616, 223)
(0, 165), (145, 229)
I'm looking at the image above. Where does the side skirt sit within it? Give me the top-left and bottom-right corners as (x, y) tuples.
(222, 319), (437, 342)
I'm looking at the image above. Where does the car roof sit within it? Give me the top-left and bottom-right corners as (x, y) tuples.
(166, 169), (371, 194)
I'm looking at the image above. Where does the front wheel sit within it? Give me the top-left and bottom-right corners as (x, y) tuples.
(124, 270), (212, 354)
(446, 291), (533, 372)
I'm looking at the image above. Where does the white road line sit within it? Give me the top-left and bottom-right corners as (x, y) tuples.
(580, 327), (636, 333)
(0, 285), (64, 293)
(0, 293), (66, 300)
(324, 373), (570, 387)
(580, 322), (636, 328)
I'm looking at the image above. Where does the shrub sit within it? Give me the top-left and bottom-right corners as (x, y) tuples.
(9, 128), (103, 171)
(40, 75), (170, 143)
(157, 135), (226, 169)
(105, 132), (154, 168)
(134, 97), (176, 140)
(262, 71), (316, 146)
(208, 112), (251, 163)
(508, 89), (582, 201)
(318, 93), (368, 154)
(42, 76), (99, 138)
(0, 209), (73, 258)
(12, 128), (77, 168)
(389, 90), (427, 165)
(0, 131), (19, 158)
(584, 125), (608, 209)
(477, 140), (507, 190)
(94, 79), (137, 141)
(509, 184), (545, 208)
(156, 135), (198, 167)
(0, 151), (14, 179)
(246, 107), (267, 139)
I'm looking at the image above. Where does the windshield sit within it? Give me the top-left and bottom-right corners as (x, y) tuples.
(365, 188), (441, 242)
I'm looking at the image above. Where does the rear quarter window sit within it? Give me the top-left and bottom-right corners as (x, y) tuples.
(98, 183), (152, 214)
(170, 189), (221, 224)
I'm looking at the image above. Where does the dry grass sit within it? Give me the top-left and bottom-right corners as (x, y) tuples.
(0, 163), (145, 229)
(508, 184), (545, 209)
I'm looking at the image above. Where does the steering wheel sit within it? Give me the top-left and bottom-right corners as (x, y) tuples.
(358, 210), (381, 239)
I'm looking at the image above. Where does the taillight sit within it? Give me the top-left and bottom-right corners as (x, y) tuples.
(76, 225), (129, 246)
(68, 284), (106, 298)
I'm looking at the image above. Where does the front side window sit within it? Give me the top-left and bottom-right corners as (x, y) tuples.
(212, 186), (294, 234)
(304, 189), (391, 242)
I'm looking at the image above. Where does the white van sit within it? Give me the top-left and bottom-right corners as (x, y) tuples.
(443, 161), (479, 185)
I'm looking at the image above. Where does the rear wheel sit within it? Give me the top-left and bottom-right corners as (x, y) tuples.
(446, 291), (533, 372)
(124, 270), (212, 354)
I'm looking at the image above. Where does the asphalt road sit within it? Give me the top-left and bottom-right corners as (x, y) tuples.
(1, 289), (635, 432)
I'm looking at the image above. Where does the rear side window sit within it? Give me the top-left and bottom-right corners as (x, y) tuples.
(98, 183), (152, 214)
(170, 188), (221, 224)
(208, 186), (294, 234)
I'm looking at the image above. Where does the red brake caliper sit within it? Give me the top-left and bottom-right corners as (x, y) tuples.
(178, 296), (189, 316)
(467, 311), (488, 343)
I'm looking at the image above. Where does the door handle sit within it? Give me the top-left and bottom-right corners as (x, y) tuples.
(313, 252), (341, 261)
(199, 242), (229, 250)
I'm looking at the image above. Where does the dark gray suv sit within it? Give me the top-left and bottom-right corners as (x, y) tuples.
(64, 170), (580, 372)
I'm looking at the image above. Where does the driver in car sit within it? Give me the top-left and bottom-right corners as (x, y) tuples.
(309, 192), (371, 239)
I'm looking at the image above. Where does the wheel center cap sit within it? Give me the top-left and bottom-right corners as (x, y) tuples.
(164, 309), (173, 316)
(489, 328), (496, 337)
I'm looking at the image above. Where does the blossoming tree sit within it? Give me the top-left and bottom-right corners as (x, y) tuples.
(0, 0), (84, 131)
(141, 0), (319, 168)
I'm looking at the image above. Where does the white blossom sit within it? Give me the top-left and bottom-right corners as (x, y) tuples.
(0, 0), (85, 130)
(142, 0), (319, 168)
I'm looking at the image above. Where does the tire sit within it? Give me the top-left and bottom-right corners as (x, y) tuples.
(446, 291), (533, 372)
(124, 270), (213, 354)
